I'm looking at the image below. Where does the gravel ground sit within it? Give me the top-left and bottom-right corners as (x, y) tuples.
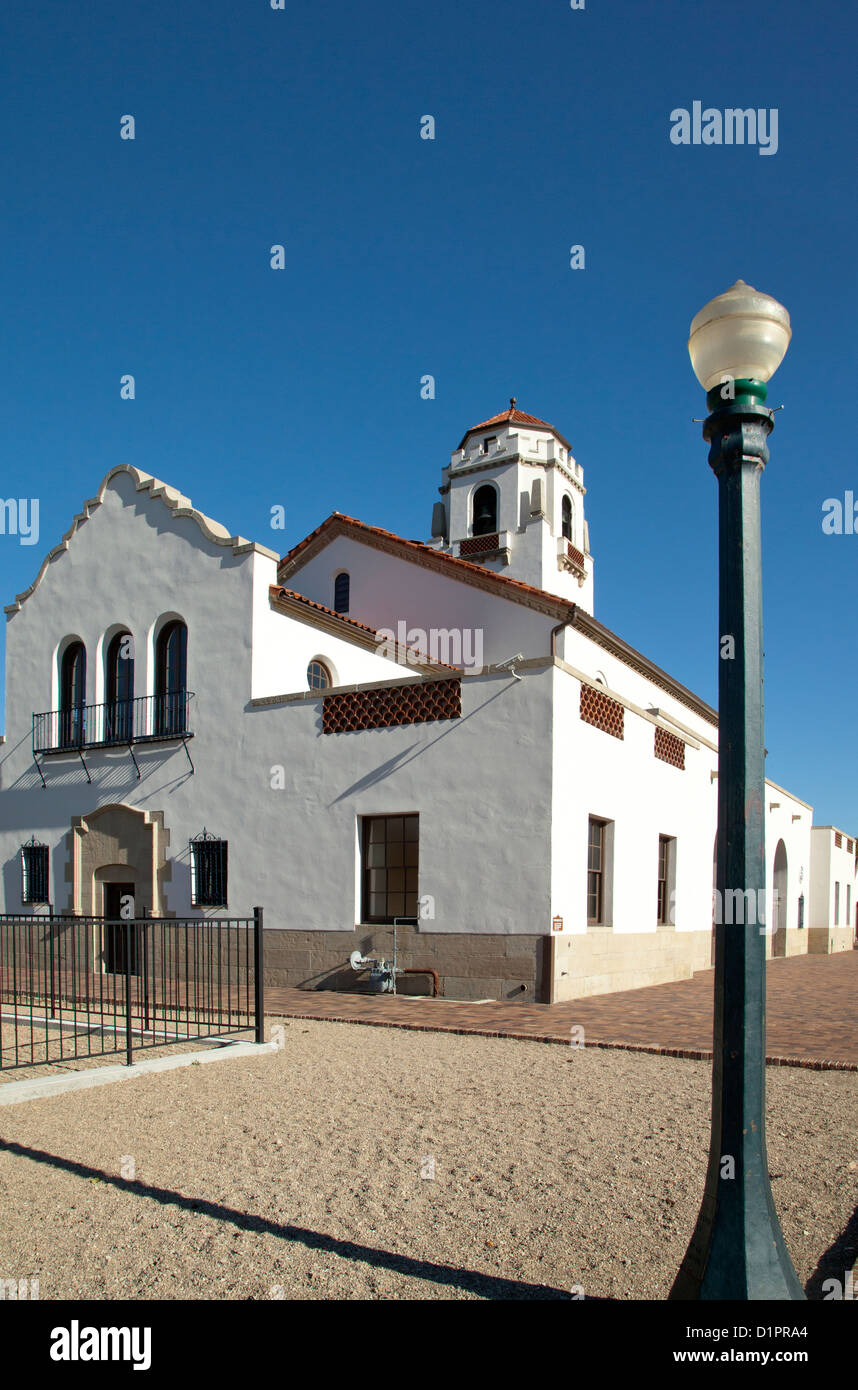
(0, 1018), (855, 1300)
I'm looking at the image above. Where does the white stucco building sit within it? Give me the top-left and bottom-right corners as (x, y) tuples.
(1, 402), (854, 1001)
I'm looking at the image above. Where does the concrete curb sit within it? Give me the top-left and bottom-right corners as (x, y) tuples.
(0, 1039), (279, 1107)
(268, 1010), (858, 1072)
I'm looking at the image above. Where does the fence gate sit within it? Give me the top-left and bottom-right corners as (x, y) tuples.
(0, 907), (264, 1071)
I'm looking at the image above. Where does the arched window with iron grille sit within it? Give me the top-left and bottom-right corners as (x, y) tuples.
(21, 837), (49, 905)
(190, 829), (228, 908)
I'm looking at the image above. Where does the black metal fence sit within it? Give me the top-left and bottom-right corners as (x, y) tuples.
(0, 907), (264, 1071)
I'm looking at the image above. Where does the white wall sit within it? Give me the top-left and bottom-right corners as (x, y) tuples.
(251, 557), (407, 698)
(0, 470), (556, 935)
(0, 462), (839, 991)
(810, 826), (858, 932)
(763, 790), (812, 936)
(285, 534), (558, 669)
(550, 665), (716, 938)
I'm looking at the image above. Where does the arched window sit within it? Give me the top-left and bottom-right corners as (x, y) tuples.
(60, 641), (86, 747)
(155, 620), (188, 736)
(307, 660), (331, 692)
(334, 573), (350, 614)
(562, 495), (573, 541)
(105, 632), (135, 742)
(472, 485), (498, 537)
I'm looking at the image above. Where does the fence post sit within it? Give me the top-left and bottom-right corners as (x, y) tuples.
(125, 923), (133, 1067)
(48, 904), (56, 1019)
(142, 909), (150, 1034)
(253, 906), (264, 1044)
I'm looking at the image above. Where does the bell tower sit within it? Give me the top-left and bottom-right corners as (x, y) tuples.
(429, 400), (594, 610)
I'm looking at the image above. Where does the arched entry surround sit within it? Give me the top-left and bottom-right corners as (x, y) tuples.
(64, 803), (172, 916)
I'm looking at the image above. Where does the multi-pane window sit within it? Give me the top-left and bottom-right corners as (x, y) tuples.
(333, 573), (350, 614)
(362, 815), (419, 923)
(587, 818), (606, 924)
(21, 839), (49, 905)
(155, 620), (188, 736)
(307, 660), (331, 691)
(657, 836), (671, 924)
(797, 894), (805, 929)
(190, 833), (228, 908)
(847, 886), (852, 929)
(834, 882), (840, 925)
(105, 630), (135, 742)
(60, 640), (86, 747)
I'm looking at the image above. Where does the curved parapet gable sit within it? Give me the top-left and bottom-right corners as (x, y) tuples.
(4, 464), (279, 618)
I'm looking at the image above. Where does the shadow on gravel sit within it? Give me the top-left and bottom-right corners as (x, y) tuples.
(805, 1205), (858, 1300)
(0, 1137), (601, 1301)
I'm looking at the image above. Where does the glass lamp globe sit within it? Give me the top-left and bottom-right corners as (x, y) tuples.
(688, 280), (791, 391)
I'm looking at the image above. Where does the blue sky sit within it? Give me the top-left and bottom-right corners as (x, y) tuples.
(0, 0), (855, 828)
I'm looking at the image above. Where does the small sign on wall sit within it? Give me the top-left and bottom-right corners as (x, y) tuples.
(552, 915), (563, 933)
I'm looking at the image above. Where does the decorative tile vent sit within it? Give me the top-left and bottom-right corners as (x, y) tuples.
(460, 533), (499, 558)
(848, 838), (854, 854)
(654, 726), (686, 770)
(835, 832), (842, 849)
(567, 542), (586, 569)
(579, 684), (624, 740)
(323, 679), (461, 734)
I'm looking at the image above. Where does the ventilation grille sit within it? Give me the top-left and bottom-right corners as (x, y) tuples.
(580, 684), (624, 740)
(460, 533), (499, 557)
(323, 679), (461, 734)
(654, 726), (686, 770)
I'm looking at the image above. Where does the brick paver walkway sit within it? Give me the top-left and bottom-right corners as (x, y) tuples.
(266, 952), (858, 1070)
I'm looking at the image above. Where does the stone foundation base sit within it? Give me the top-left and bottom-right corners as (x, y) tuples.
(808, 925), (856, 955)
(260, 921), (855, 1005)
(550, 928), (713, 1002)
(262, 924), (551, 1003)
(766, 928), (809, 959)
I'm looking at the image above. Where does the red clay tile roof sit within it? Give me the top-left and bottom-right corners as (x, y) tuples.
(271, 585), (380, 638)
(276, 516), (717, 724)
(278, 513), (574, 618)
(268, 584), (460, 673)
(457, 404), (572, 451)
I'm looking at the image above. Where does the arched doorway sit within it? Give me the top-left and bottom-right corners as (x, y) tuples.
(67, 803), (170, 918)
(772, 840), (788, 957)
(94, 865), (140, 975)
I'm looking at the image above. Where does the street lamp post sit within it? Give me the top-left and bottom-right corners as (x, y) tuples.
(670, 281), (805, 1300)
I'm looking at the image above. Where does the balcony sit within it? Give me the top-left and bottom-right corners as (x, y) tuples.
(558, 537), (587, 584)
(458, 530), (511, 564)
(32, 692), (195, 784)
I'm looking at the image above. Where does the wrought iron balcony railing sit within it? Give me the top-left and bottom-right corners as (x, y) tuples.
(32, 693), (195, 784)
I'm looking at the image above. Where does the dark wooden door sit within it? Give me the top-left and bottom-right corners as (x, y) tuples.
(102, 882), (138, 975)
